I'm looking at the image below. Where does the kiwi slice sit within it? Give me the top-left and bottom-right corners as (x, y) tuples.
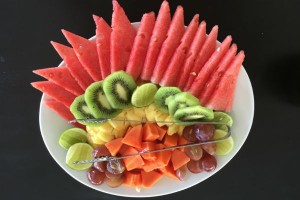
(103, 71), (137, 109)
(70, 95), (98, 126)
(174, 105), (214, 122)
(154, 87), (181, 113)
(59, 128), (88, 150)
(167, 92), (200, 116)
(131, 83), (158, 107)
(85, 81), (121, 118)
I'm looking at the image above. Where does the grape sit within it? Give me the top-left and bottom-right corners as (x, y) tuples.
(92, 145), (110, 158)
(106, 159), (125, 174)
(105, 170), (122, 180)
(201, 153), (217, 172)
(184, 145), (203, 161)
(93, 162), (106, 172)
(183, 126), (198, 142)
(87, 167), (105, 185)
(194, 124), (215, 142)
(201, 143), (216, 155)
(176, 165), (187, 181)
(105, 174), (125, 188)
(187, 160), (203, 174)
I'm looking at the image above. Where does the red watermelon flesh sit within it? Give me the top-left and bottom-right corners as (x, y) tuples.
(31, 81), (76, 108)
(141, 0), (171, 81)
(93, 15), (112, 79)
(33, 66), (84, 96)
(199, 44), (237, 105)
(111, 0), (137, 72)
(188, 35), (232, 97)
(62, 29), (102, 81)
(206, 51), (245, 112)
(44, 99), (85, 129)
(126, 12), (155, 80)
(184, 25), (218, 91)
(51, 41), (94, 90)
(151, 5), (185, 84)
(160, 14), (199, 86)
(177, 21), (207, 89)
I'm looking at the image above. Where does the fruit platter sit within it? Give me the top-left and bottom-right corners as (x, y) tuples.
(32, 0), (254, 197)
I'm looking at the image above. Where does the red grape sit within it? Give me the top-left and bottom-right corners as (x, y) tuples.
(106, 159), (125, 174)
(105, 174), (125, 188)
(184, 145), (203, 161)
(87, 167), (105, 185)
(93, 162), (106, 172)
(201, 153), (217, 172)
(187, 160), (203, 174)
(183, 126), (198, 142)
(92, 145), (110, 158)
(105, 170), (122, 180)
(176, 165), (187, 181)
(194, 124), (215, 142)
(201, 143), (216, 155)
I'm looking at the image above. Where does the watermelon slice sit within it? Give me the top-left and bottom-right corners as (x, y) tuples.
(126, 12), (155, 80)
(151, 5), (185, 84)
(33, 66), (84, 96)
(199, 44), (237, 105)
(51, 41), (94, 90)
(31, 81), (76, 107)
(111, 0), (136, 72)
(177, 21), (207, 89)
(93, 15), (112, 79)
(44, 99), (85, 129)
(62, 29), (102, 81)
(206, 51), (245, 112)
(160, 14), (199, 86)
(141, 0), (171, 81)
(184, 25), (219, 91)
(188, 35), (232, 97)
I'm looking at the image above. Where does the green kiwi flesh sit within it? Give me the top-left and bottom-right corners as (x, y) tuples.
(85, 81), (121, 118)
(103, 71), (137, 109)
(174, 105), (214, 122)
(167, 92), (200, 116)
(154, 87), (181, 113)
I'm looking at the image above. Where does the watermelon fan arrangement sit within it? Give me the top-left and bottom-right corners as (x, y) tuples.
(31, 0), (244, 189)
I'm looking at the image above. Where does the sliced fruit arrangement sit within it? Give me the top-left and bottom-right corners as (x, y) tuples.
(31, 0), (245, 190)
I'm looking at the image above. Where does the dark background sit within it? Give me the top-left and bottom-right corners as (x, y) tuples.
(1, 0), (300, 199)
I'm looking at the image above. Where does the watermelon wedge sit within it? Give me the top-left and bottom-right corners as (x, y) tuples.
(188, 35), (232, 97)
(93, 15), (112, 79)
(184, 25), (219, 91)
(51, 41), (94, 90)
(177, 21), (207, 89)
(151, 5), (185, 84)
(33, 66), (84, 96)
(206, 51), (245, 112)
(199, 44), (237, 105)
(31, 81), (76, 107)
(111, 0), (136, 72)
(160, 14), (199, 86)
(126, 12), (155, 80)
(44, 99), (85, 129)
(141, 0), (171, 81)
(189, 36), (232, 97)
(62, 29), (102, 81)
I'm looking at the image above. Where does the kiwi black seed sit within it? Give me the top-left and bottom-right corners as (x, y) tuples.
(70, 95), (98, 126)
(85, 81), (121, 118)
(103, 71), (137, 109)
(167, 92), (200, 116)
(174, 105), (214, 122)
(154, 87), (181, 113)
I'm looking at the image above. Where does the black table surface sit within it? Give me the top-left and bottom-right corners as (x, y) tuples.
(1, 0), (300, 199)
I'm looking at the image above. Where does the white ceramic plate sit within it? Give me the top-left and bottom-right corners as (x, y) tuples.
(39, 23), (254, 197)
